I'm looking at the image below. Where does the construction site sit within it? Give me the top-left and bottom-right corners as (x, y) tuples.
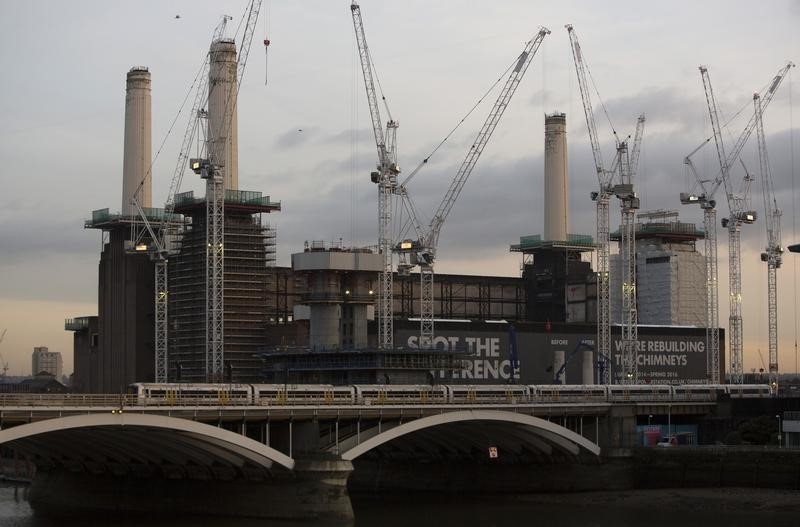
(64, 1), (795, 393)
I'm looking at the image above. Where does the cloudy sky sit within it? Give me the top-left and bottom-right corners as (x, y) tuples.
(0, 1), (798, 377)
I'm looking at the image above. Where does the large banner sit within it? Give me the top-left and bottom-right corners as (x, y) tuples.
(395, 324), (709, 385)
(404, 332), (520, 382)
(614, 335), (708, 384)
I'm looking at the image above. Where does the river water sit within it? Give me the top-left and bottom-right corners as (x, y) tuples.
(2, 483), (798, 526)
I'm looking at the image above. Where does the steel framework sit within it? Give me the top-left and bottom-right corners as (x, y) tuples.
(205, 0), (261, 381)
(129, 16), (233, 383)
(755, 93), (783, 390)
(617, 115), (645, 383)
(399, 28), (550, 348)
(682, 62), (793, 383)
(567, 25), (644, 383)
(351, 1), (399, 350)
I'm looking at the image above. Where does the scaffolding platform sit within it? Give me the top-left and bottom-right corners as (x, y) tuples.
(610, 209), (704, 242)
(173, 189), (281, 214)
(84, 207), (183, 230)
(510, 233), (595, 253)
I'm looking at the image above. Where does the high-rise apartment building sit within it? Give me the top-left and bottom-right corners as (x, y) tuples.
(32, 346), (63, 378)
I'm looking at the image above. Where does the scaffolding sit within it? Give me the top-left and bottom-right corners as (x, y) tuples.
(610, 210), (706, 327)
(393, 273), (526, 321)
(168, 190), (280, 382)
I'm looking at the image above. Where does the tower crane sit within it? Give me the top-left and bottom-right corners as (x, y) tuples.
(681, 61), (793, 384)
(131, 14), (233, 383)
(192, 0), (262, 382)
(133, 1), (263, 382)
(352, 1), (548, 349)
(350, 1), (400, 351)
(755, 92), (783, 391)
(617, 115), (645, 384)
(395, 28), (550, 348)
(566, 24), (644, 383)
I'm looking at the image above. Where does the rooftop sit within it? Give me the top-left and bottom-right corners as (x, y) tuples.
(510, 233), (595, 253)
(173, 189), (281, 214)
(85, 207), (183, 230)
(610, 210), (704, 242)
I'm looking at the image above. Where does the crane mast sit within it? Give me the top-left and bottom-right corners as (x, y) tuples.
(187, 0), (262, 381)
(698, 63), (793, 384)
(399, 27), (549, 348)
(351, 1), (399, 351)
(130, 15), (232, 382)
(205, 0), (261, 381)
(755, 92), (782, 391)
(565, 24), (619, 383)
(616, 115), (645, 383)
(701, 64), (748, 385)
(682, 137), (721, 383)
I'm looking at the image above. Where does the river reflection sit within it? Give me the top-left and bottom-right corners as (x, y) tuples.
(2, 484), (798, 527)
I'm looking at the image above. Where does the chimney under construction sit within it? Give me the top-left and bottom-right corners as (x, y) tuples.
(510, 112), (595, 328)
(544, 113), (568, 241)
(121, 67), (152, 215)
(208, 39), (239, 190)
(167, 39), (281, 383)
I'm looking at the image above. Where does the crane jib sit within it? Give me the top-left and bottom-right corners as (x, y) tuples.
(514, 51), (528, 72)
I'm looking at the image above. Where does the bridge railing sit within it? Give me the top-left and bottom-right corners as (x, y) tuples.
(0, 394), (134, 407)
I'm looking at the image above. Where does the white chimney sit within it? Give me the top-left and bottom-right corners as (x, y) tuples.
(122, 67), (152, 216)
(544, 113), (568, 241)
(208, 39), (239, 190)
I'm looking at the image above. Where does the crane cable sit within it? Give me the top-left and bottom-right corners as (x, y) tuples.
(131, 57), (209, 206)
(264, 0), (271, 85)
(366, 47), (394, 125)
(790, 69), (798, 376)
(582, 51), (618, 143)
(400, 48), (522, 189)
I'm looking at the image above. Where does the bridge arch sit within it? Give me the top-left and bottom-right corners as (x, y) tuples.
(340, 409), (600, 461)
(0, 413), (294, 474)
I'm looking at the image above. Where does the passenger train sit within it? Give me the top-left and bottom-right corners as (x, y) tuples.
(128, 383), (771, 406)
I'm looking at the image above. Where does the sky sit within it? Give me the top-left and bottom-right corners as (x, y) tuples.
(0, 1), (798, 378)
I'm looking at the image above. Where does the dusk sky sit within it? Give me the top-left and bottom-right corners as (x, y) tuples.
(0, 1), (798, 377)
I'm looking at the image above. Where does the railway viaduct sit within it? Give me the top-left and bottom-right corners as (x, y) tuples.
(0, 396), (713, 520)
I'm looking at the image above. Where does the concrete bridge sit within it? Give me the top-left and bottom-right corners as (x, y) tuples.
(0, 394), (715, 520)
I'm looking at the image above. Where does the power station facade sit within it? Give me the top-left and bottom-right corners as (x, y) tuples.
(73, 67), (161, 393)
(69, 62), (722, 391)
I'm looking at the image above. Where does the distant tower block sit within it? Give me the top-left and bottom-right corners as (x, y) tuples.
(544, 113), (568, 242)
(209, 39), (239, 190)
(122, 67), (152, 216)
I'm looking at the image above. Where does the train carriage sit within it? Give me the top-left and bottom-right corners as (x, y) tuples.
(252, 384), (355, 405)
(130, 383), (253, 406)
(533, 384), (608, 403)
(446, 384), (530, 404)
(608, 384), (672, 402)
(354, 385), (448, 405)
(726, 384), (772, 398)
(673, 384), (722, 401)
